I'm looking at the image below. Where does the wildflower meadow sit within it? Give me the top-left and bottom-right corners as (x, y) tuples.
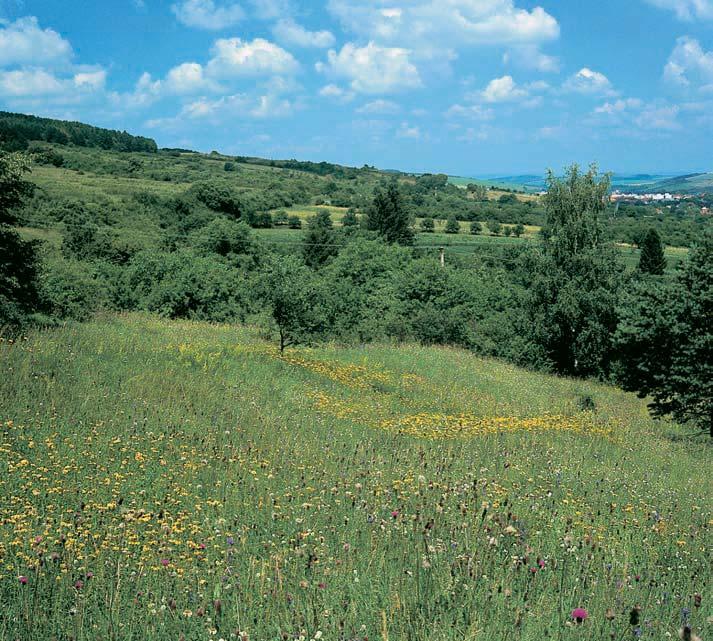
(0, 315), (710, 641)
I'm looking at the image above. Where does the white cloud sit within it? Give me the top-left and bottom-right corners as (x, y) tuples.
(0, 67), (107, 101)
(165, 62), (221, 93)
(317, 42), (422, 94)
(171, 0), (244, 30)
(357, 99), (400, 114)
(206, 37), (299, 78)
(594, 98), (643, 115)
(563, 67), (616, 96)
(635, 104), (681, 131)
(248, 0), (290, 20)
(396, 122), (420, 139)
(445, 103), (494, 119)
(273, 19), (335, 48)
(663, 36), (713, 90)
(319, 83), (355, 103)
(327, 0), (559, 50)
(0, 16), (73, 67)
(146, 91), (293, 128)
(503, 45), (560, 73)
(0, 68), (64, 96)
(73, 70), (107, 90)
(481, 75), (527, 102)
(643, 0), (713, 20)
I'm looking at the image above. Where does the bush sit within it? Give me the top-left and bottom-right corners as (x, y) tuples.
(120, 250), (251, 322)
(420, 217), (435, 233)
(444, 215), (460, 234)
(470, 221), (482, 235)
(288, 216), (302, 229)
(40, 255), (108, 321)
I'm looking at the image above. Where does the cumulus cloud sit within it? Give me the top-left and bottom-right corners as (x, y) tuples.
(480, 75), (528, 102)
(0, 69), (64, 96)
(664, 36), (713, 90)
(503, 45), (560, 73)
(356, 99), (400, 114)
(589, 97), (684, 136)
(0, 16), (73, 67)
(594, 98), (643, 115)
(164, 62), (222, 93)
(635, 104), (681, 130)
(248, 0), (290, 20)
(146, 91), (293, 129)
(327, 0), (559, 50)
(171, 0), (244, 30)
(73, 70), (107, 90)
(317, 42), (422, 94)
(206, 37), (299, 78)
(396, 122), (420, 139)
(319, 83), (355, 103)
(273, 19), (335, 48)
(563, 68), (616, 96)
(445, 103), (495, 119)
(0, 68), (107, 101)
(643, 0), (713, 20)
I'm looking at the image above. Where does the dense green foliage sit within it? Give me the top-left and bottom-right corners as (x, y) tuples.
(0, 152), (42, 327)
(616, 232), (713, 435)
(0, 111), (157, 153)
(638, 228), (667, 275)
(523, 166), (623, 378)
(366, 182), (414, 245)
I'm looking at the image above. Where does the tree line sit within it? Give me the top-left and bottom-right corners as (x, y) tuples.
(1, 151), (711, 437)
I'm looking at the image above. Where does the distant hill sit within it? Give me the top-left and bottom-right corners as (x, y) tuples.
(633, 173), (713, 194)
(453, 172), (713, 194)
(0, 111), (158, 154)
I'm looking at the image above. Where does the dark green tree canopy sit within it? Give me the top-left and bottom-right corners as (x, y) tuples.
(303, 209), (337, 268)
(445, 215), (460, 234)
(366, 182), (414, 245)
(0, 151), (42, 326)
(638, 228), (667, 275)
(526, 164), (622, 377)
(616, 232), (713, 436)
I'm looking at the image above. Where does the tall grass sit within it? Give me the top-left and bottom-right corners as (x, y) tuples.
(0, 315), (710, 640)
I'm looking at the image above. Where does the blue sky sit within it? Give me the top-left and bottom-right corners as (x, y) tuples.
(1, 0), (712, 175)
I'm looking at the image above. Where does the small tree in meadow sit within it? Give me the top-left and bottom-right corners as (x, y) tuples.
(288, 215), (302, 229)
(487, 220), (502, 236)
(261, 255), (325, 353)
(513, 223), (525, 238)
(444, 215), (460, 234)
(503, 226), (513, 237)
(470, 221), (482, 235)
(342, 208), (359, 228)
(420, 217), (435, 233)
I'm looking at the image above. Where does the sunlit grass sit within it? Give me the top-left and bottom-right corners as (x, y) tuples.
(0, 315), (710, 641)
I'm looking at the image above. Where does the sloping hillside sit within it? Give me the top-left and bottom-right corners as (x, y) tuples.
(1, 315), (710, 641)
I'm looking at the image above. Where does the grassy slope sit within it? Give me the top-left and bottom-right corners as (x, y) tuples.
(1, 315), (710, 641)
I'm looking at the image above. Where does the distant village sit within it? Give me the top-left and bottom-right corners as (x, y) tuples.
(610, 191), (686, 203)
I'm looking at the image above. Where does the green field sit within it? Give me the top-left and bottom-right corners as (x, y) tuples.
(1, 315), (710, 640)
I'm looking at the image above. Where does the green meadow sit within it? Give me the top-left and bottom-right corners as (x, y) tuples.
(1, 315), (710, 641)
